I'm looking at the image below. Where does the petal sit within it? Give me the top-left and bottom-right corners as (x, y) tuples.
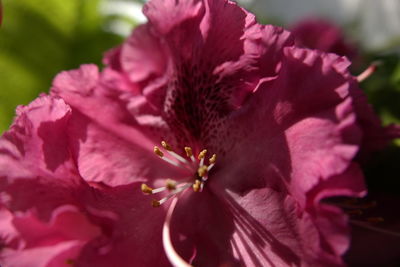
(225, 188), (346, 266)
(168, 187), (345, 266)
(51, 64), (156, 152)
(0, 95), (76, 181)
(75, 183), (170, 267)
(67, 110), (188, 187)
(167, 190), (240, 266)
(0, 96), (170, 266)
(1, 241), (85, 267)
(215, 47), (362, 202)
(106, 0), (293, 149)
(0, 206), (100, 267)
(118, 24), (169, 83)
(306, 164), (367, 258)
(290, 18), (357, 59)
(350, 83), (395, 160)
(0, 95), (86, 220)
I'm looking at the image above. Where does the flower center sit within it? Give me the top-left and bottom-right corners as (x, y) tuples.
(141, 140), (216, 207)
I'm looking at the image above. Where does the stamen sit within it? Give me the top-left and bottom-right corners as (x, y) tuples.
(154, 146), (164, 157)
(357, 63), (377, 82)
(151, 183), (192, 208)
(193, 180), (201, 192)
(163, 197), (193, 267)
(141, 183), (167, 194)
(141, 184), (153, 194)
(184, 147), (193, 157)
(154, 146), (182, 167)
(200, 181), (205, 192)
(198, 149), (207, 166)
(152, 186), (168, 194)
(166, 179), (177, 190)
(198, 149), (207, 160)
(197, 165), (208, 177)
(152, 199), (161, 207)
(161, 141), (173, 151)
(184, 147), (196, 163)
(162, 141), (189, 164)
(351, 219), (400, 238)
(209, 154), (216, 164)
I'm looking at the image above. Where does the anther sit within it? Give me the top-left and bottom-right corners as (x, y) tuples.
(141, 184), (153, 194)
(193, 180), (201, 192)
(166, 179), (177, 190)
(161, 141), (173, 151)
(154, 146), (164, 157)
(198, 149), (207, 160)
(152, 199), (161, 207)
(184, 147), (193, 157)
(209, 154), (216, 164)
(197, 165), (208, 177)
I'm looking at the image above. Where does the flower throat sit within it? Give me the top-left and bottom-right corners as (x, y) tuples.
(141, 141), (216, 207)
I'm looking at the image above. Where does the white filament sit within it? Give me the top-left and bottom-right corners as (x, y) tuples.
(163, 197), (193, 267)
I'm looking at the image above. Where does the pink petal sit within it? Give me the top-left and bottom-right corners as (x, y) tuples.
(51, 64), (156, 151)
(119, 24), (169, 83)
(290, 18), (357, 60)
(168, 187), (346, 266)
(0, 95), (76, 181)
(102, 0), (293, 150)
(166, 190), (240, 266)
(0, 206), (100, 267)
(67, 110), (187, 186)
(215, 47), (361, 200)
(75, 183), (170, 267)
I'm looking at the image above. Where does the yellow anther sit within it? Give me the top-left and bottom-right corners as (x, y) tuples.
(141, 184), (153, 194)
(161, 141), (173, 151)
(197, 165), (208, 177)
(198, 149), (207, 160)
(151, 199), (161, 207)
(193, 180), (201, 192)
(154, 146), (164, 157)
(184, 147), (193, 157)
(166, 179), (177, 190)
(209, 154), (217, 164)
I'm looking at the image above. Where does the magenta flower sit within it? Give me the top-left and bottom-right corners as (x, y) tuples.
(290, 18), (357, 61)
(0, 0), (374, 266)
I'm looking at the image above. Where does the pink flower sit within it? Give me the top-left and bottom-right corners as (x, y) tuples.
(290, 18), (357, 61)
(0, 0), (372, 266)
(290, 18), (399, 160)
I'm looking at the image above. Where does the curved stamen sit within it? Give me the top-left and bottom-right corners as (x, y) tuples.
(357, 63), (377, 82)
(184, 147), (196, 162)
(351, 219), (400, 238)
(163, 197), (193, 267)
(162, 141), (189, 165)
(149, 183), (193, 207)
(154, 146), (181, 167)
(198, 149), (207, 167)
(154, 145), (193, 172)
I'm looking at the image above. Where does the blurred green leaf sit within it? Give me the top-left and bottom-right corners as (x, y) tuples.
(0, 0), (125, 133)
